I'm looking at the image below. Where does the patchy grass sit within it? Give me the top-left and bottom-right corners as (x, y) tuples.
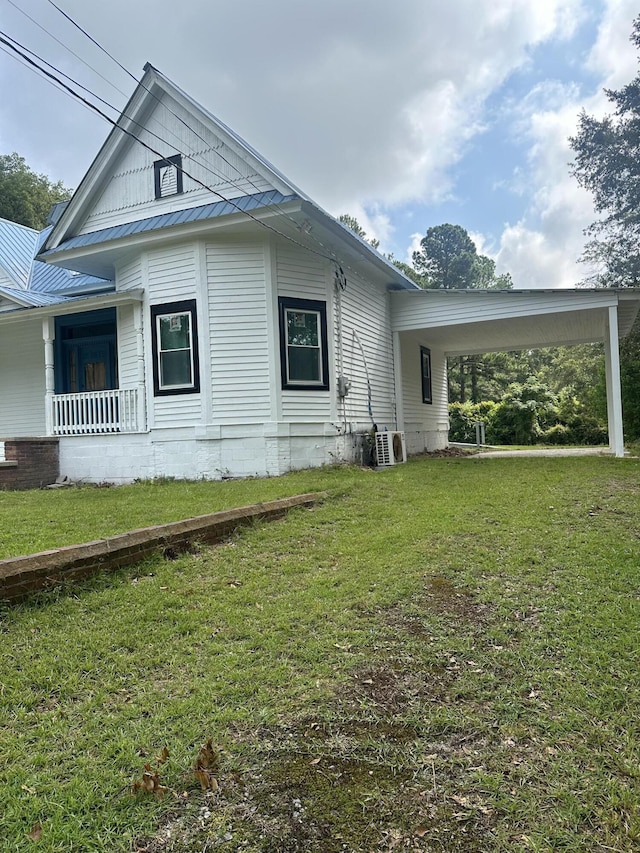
(1, 456), (640, 851)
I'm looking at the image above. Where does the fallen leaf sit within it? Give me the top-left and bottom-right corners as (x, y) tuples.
(194, 769), (219, 791)
(21, 784), (36, 795)
(132, 764), (167, 798)
(195, 739), (219, 772)
(309, 757), (322, 765)
(156, 746), (170, 763)
(414, 825), (429, 837)
(27, 823), (42, 842)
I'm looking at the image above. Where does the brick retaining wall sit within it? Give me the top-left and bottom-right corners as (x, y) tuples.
(0, 493), (321, 602)
(0, 438), (59, 490)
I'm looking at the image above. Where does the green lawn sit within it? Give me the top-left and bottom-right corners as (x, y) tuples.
(1, 456), (639, 851)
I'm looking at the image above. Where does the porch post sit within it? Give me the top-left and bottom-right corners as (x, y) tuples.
(604, 304), (624, 457)
(392, 331), (404, 431)
(43, 317), (55, 436)
(134, 302), (147, 431)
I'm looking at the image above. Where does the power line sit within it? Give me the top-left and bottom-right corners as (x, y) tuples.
(0, 32), (337, 264)
(42, 0), (349, 263)
(5, 0), (129, 100)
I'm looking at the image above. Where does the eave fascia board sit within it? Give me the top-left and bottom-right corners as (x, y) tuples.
(0, 289), (144, 326)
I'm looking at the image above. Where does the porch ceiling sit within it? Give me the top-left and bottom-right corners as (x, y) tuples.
(390, 289), (640, 355)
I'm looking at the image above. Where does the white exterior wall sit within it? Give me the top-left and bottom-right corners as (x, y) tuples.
(338, 269), (395, 433)
(116, 257), (143, 292)
(116, 305), (138, 387)
(398, 332), (449, 453)
(276, 242), (333, 423)
(53, 237), (407, 482)
(207, 241), (271, 423)
(145, 242), (203, 429)
(0, 318), (46, 435)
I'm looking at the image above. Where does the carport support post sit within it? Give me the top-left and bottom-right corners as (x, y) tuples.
(604, 305), (624, 457)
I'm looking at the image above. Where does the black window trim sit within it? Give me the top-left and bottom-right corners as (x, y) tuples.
(150, 299), (200, 397)
(420, 345), (432, 404)
(278, 296), (330, 391)
(154, 154), (184, 199)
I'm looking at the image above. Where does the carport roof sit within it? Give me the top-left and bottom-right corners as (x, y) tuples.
(390, 288), (640, 354)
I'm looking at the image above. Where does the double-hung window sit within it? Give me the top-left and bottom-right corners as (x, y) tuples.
(278, 297), (329, 390)
(151, 300), (200, 396)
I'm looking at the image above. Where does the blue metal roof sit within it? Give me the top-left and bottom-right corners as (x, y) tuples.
(0, 218), (39, 289)
(0, 217), (112, 306)
(40, 190), (298, 257)
(0, 284), (68, 307)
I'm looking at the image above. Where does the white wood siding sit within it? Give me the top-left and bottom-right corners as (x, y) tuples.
(147, 242), (202, 426)
(276, 243), (332, 421)
(117, 305), (138, 387)
(400, 335), (448, 428)
(0, 319), (46, 434)
(79, 94), (275, 235)
(339, 270), (395, 428)
(116, 257), (142, 292)
(207, 241), (271, 423)
(147, 243), (198, 303)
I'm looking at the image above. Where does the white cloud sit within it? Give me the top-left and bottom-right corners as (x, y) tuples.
(0, 0), (587, 213)
(488, 3), (639, 288)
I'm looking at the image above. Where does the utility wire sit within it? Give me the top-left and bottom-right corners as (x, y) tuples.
(0, 28), (265, 201)
(5, 0), (129, 99)
(42, 0), (353, 267)
(0, 32), (337, 264)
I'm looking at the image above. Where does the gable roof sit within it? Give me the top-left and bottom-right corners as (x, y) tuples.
(42, 64), (302, 253)
(38, 64), (417, 291)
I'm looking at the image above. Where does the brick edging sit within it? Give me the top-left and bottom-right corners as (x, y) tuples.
(0, 493), (322, 602)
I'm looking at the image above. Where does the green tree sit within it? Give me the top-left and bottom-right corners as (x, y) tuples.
(0, 153), (71, 230)
(570, 18), (640, 441)
(569, 16), (640, 286)
(412, 223), (477, 289)
(338, 213), (380, 250)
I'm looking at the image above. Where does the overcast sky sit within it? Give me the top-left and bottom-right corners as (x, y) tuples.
(1, 0), (638, 288)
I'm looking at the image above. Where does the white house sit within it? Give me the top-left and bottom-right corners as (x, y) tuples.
(0, 63), (638, 485)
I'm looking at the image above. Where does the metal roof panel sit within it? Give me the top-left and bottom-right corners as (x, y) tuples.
(40, 191), (298, 256)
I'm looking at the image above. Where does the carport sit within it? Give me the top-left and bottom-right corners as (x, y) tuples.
(390, 288), (640, 457)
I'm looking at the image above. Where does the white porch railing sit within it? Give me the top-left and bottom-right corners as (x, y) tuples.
(51, 388), (139, 435)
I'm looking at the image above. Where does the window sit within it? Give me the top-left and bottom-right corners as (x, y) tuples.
(421, 346), (432, 404)
(278, 296), (329, 390)
(154, 154), (183, 199)
(151, 300), (200, 396)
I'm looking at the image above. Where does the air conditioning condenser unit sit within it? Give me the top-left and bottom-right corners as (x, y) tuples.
(375, 431), (407, 467)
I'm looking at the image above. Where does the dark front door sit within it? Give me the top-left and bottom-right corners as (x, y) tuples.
(55, 309), (117, 394)
(62, 337), (115, 393)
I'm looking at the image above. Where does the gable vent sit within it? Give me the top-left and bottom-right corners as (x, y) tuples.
(154, 154), (184, 199)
